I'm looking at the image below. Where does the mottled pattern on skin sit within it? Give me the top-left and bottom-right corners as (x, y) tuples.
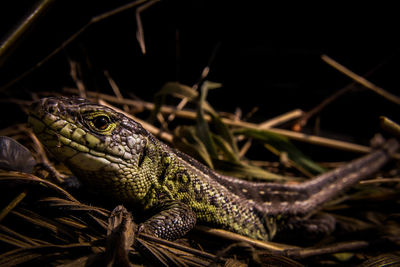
(28, 97), (398, 241)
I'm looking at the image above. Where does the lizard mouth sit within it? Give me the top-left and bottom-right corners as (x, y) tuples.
(28, 99), (90, 155)
(28, 113), (98, 166)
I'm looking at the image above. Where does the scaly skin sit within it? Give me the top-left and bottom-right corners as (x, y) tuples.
(28, 97), (398, 241)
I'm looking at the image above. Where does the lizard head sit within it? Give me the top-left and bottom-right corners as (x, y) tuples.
(28, 97), (153, 201)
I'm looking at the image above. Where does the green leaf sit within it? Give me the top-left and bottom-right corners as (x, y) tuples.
(332, 252), (354, 262)
(212, 134), (241, 164)
(151, 82), (198, 123)
(236, 128), (326, 175)
(213, 159), (289, 181)
(174, 126), (214, 169)
(195, 81), (222, 160)
(157, 82), (199, 99)
(209, 112), (239, 156)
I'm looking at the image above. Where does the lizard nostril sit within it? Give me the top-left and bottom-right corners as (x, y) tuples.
(44, 98), (64, 114)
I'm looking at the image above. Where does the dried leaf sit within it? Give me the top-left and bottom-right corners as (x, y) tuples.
(0, 136), (36, 173)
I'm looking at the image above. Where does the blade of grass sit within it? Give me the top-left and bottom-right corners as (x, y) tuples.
(322, 55), (400, 105)
(195, 81), (222, 161)
(0, 189), (28, 222)
(380, 116), (400, 139)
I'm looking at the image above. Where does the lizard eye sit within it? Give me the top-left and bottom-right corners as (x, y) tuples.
(92, 116), (110, 130)
(86, 113), (116, 134)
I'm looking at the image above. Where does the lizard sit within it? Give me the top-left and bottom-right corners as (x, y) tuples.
(27, 96), (398, 241)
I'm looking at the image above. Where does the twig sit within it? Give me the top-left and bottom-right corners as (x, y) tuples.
(267, 128), (371, 153)
(1, 0), (149, 91)
(284, 240), (369, 259)
(359, 177), (400, 184)
(139, 233), (218, 261)
(295, 55), (392, 129)
(135, 0), (159, 54)
(0, 190), (28, 222)
(259, 109), (304, 129)
(380, 116), (400, 139)
(104, 70), (129, 112)
(294, 86), (352, 130)
(194, 225), (298, 251)
(69, 60), (87, 98)
(0, 172), (78, 202)
(322, 54), (400, 105)
(0, 0), (55, 66)
(63, 88), (154, 110)
(238, 139), (252, 157)
(63, 88), (376, 154)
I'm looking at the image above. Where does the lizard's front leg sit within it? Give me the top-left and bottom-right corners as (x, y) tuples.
(139, 200), (196, 240)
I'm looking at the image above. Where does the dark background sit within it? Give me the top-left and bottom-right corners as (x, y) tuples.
(1, 0), (399, 145)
